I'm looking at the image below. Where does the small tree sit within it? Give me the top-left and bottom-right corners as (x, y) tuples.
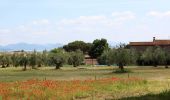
(153, 47), (166, 67)
(0, 53), (12, 68)
(141, 47), (154, 66)
(49, 48), (69, 69)
(11, 53), (20, 67)
(36, 53), (43, 67)
(164, 51), (170, 68)
(19, 53), (29, 71)
(114, 47), (135, 71)
(98, 49), (115, 66)
(49, 53), (65, 69)
(29, 50), (37, 69)
(68, 50), (84, 67)
(42, 49), (49, 66)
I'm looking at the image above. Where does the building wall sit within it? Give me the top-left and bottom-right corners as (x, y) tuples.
(84, 59), (98, 65)
(130, 45), (170, 52)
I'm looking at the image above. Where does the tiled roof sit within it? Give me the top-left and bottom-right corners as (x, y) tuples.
(129, 40), (170, 46)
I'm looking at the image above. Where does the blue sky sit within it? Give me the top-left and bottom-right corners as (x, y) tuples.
(0, 0), (170, 45)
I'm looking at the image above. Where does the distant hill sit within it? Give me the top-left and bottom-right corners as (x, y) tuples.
(0, 43), (63, 51)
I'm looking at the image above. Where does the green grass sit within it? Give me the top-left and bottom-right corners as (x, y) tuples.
(1, 66), (170, 99)
(0, 66), (170, 82)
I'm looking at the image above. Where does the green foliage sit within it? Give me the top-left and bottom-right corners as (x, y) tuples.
(63, 41), (92, 54)
(50, 48), (65, 54)
(114, 48), (134, 70)
(98, 49), (115, 65)
(68, 50), (84, 67)
(89, 38), (109, 58)
(29, 50), (37, 69)
(140, 47), (168, 67)
(0, 53), (12, 68)
(18, 53), (29, 71)
(49, 49), (68, 69)
(41, 50), (49, 66)
(11, 53), (20, 67)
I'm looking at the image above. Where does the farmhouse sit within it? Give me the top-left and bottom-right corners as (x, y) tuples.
(84, 55), (98, 65)
(129, 37), (170, 52)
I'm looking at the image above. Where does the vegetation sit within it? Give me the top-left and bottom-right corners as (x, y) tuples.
(63, 41), (92, 54)
(0, 67), (169, 99)
(1, 39), (170, 99)
(89, 38), (109, 59)
(68, 50), (84, 67)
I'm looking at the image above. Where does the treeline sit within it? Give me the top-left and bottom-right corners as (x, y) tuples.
(0, 38), (109, 71)
(98, 46), (170, 70)
(0, 49), (84, 71)
(0, 38), (170, 71)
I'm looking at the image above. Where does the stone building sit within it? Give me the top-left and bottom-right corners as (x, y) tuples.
(128, 37), (170, 52)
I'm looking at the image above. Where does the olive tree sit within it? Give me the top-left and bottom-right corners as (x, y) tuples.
(98, 49), (115, 66)
(114, 48), (132, 71)
(68, 50), (84, 67)
(0, 53), (12, 68)
(141, 47), (154, 66)
(19, 53), (29, 71)
(49, 49), (68, 69)
(11, 53), (20, 67)
(29, 50), (37, 69)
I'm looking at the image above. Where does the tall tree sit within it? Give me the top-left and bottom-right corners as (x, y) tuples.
(89, 38), (109, 59)
(63, 41), (92, 54)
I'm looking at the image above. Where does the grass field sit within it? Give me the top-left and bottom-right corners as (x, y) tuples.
(1, 66), (170, 99)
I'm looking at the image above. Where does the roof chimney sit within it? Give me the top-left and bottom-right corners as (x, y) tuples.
(153, 37), (156, 41)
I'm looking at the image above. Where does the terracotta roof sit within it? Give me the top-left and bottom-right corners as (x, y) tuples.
(154, 40), (170, 45)
(129, 40), (170, 46)
(129, 42), (154, 46)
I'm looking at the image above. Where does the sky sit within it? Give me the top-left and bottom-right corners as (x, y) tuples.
(0, 0), (170, 45)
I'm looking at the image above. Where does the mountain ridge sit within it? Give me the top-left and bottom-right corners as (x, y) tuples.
(0, 43), (63, 51)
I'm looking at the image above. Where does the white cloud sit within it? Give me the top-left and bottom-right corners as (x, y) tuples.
(59, 11), (136, 29)
(60, 15), (107, 25)
(4, 11), (170, 45)
(148, 11), (170, 18)
(0, 29), (10, 34)
(32, 19), (50, 25)
(112, 11), (136, 21)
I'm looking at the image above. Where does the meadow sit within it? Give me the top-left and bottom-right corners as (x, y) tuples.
(0, 66), (170, 99)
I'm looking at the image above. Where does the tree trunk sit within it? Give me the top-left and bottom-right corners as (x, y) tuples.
(154, 64), (158, 67)
(165, 65), (168, 69)
(23, 63), (27, 71)
(38, 64), (41, 67)
(119, 63), (124, 71)
(153, 61), (158, 67)
(2, 63), (5, 68)
(6, 64), (9, 67)
(55, 65), (60, 69)
(2, 65), (5, 68)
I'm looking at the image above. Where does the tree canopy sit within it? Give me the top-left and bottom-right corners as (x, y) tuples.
(63, 41), (92, 54)
(89, 38), (109, 59)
